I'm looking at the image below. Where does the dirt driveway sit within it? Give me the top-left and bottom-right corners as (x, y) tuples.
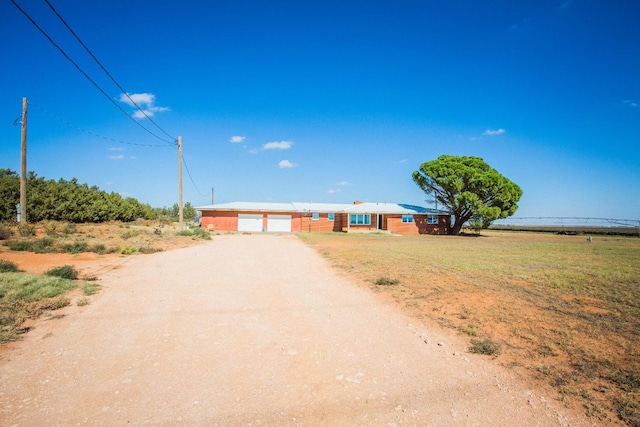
(0, 234), (597, 426)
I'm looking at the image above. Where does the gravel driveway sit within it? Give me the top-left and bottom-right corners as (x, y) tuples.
(0, 234), (595, 426)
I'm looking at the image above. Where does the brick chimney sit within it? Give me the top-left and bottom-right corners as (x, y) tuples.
(353, 200), (363, 205)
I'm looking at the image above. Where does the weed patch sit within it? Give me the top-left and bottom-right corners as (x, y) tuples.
(82, 282), (101, 296)
(469, 338), (501, 356)
(6, 238), (56, 253)
(118, 245), (138, 255)
(60, 241), (88, 254)
(0, 272), (78, 343)
(45, 265), (79, 280)
(0, 259), (20, 273)
(0, 225), (14, 240)
(374, 276), (399, 286)
(16, 222), (35, 237)
(120, 230), (141, 240)
(176, 227), (211, 240)
(461, 324), (479, 336)
(614, 397), (640, 427)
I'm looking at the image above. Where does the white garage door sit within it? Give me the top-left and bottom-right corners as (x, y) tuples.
(267, 215), (292, 232)
(238, 214), (263, 232)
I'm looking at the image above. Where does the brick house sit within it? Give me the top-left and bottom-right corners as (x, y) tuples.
(196, 201), (451, 235)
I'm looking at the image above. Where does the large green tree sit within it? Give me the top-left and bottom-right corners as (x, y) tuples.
(412, 155), (523, 235)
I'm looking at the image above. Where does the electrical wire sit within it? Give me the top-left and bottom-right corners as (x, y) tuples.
(10, 0), (176, 146)
(182, 157), (208, 197)
(29, 101), (175, 148)
(43, 0), (177, 143)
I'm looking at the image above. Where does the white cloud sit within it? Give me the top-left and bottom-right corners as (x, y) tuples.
(326, 189), (342, 194)
(336, 181), (352, 186)
(119, 92), (170, 119)
(483, 128), (505, 136)
(229, 136), (246, 143)
(278, 159), (297, 168)
(108, 154), (124, 160)
(108, 147), (124, 151)
(624, 100), (638, 108)
(264, 140), (293, 150)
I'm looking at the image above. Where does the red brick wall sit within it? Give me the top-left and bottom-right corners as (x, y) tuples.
(387, 215), (450, 235)
(299, 213), (345, 232)
(200, 210), (450, 235)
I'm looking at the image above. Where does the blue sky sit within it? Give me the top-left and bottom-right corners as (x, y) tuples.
(1, 1), (638, 222)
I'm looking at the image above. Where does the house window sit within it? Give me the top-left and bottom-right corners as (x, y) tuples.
(312, 212), (320, 221)
(327, 213), (334, 221)
(427, 215), (438, 224)
(402, 215), (414, 223)
(350, 214), (371, 225)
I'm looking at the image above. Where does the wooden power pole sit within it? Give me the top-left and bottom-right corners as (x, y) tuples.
(20, 97), (28, 223)
(178, 136), (183, 230)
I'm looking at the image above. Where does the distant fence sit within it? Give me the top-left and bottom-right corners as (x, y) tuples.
(490, 217), (640, 236)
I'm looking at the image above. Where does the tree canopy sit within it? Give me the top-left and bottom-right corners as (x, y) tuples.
(412, 155), (522, 235)
(0, 169), (195, 223)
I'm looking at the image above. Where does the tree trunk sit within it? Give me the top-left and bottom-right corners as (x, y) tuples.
(449, 217), (466, 235)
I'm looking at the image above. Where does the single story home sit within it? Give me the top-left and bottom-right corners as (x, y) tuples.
(196, 201), (451, 235)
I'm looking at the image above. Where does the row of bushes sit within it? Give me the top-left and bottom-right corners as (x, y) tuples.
(0, 169), (199, 223)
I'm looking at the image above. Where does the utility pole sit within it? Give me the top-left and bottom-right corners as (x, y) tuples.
(211, 187), (215, 205)
(20, 97), (27, 223)
(178, 136), (183, 230)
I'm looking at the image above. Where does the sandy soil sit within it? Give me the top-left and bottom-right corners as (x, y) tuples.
(0, 234), (604, 426)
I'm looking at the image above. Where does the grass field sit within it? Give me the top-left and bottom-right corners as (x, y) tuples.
(298, 230), (640, 425)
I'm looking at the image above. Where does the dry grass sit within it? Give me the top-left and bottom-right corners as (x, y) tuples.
(298, 230), (640, 425)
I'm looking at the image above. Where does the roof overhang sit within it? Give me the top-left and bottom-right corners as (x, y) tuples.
(196, 201), (451, 215)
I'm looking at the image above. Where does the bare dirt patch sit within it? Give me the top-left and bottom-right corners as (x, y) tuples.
(0, 221), (204, 277)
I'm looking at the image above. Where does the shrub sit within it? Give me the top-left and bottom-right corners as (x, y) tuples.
(139, 245), (163, 254)
(118, 245), (138, 255)
(87, 243), (107, 254)
(42, 220), (59, 236)
(61, 222), (77, 234)
(0, 225), (13, 240)
(45, 265), (79, 280)
(17, 222), (36, 237)
(461, 324), (479, 336)
(176, 227), (211, 240)
(6, 238), (56, 254)
(61, 241), (88, 254)
(374, 276), (399, 286)
(0, 259), (20, 273)
(469, 338), (501, 356)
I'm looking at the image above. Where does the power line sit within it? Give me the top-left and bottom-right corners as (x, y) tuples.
(10, 0), (176, 146)
(182, 157), (207, 197)
(43, 0), (177, 143)
(29, 101), (175, 148)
